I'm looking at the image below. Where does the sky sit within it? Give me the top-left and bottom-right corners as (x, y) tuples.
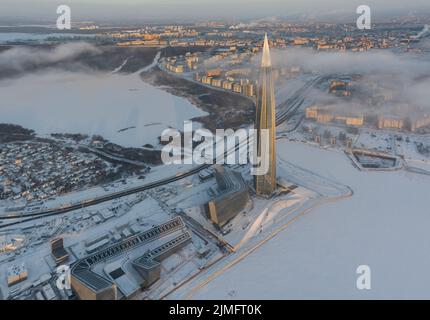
(1, 0), (430, 23)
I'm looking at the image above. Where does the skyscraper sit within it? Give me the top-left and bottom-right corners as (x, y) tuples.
(255, 34), (277, 197)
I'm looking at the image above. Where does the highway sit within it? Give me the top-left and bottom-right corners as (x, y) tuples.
(0, 75), (327, 228)
(275, 75), (328, 124)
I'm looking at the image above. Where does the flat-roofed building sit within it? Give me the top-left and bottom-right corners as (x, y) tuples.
(71, 266), (117, 300)
(70, 217), (190, 300)
(293, 37), (309, 45)
(204, 165), (250, 228)
(206, 68), (221, 77)
(378, 115), (405, 130)
(410, 114), (430, 132)
(201, 76), (212, 85)
(305, 106), (319, 119)
(305, 106), (364, 127)
(132, 231), (192, 288)
(51, 237), (69, 266)
(317, 113), (334, 123)
(211, 79), (222, 87)
(232, 83), (242, 94)
(7, 263), (28, 287)
(335, 115), (364, 126)
(222, 80), (233, 90)
(244, 83), (255, 97)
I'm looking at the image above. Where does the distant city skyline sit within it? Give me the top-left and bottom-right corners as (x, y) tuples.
(1, 0), (430, 23)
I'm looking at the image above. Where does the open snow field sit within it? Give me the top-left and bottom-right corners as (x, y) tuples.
(188, 140), (430, 299)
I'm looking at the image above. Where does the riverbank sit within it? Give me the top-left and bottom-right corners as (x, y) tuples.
(140, 65), (255, 131)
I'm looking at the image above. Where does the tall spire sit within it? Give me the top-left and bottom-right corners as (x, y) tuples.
(261, 33), (272, 68)
(255, 32), (276, 197)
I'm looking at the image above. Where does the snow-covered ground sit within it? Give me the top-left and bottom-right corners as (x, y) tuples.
(0, 65), (206, 147)
(184, 140), (430, 299)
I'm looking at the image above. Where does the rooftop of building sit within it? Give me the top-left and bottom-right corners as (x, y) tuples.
(70, 217), (189, 297)
(210, 165), (248, 200)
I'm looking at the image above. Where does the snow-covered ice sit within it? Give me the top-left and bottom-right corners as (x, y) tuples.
(0, 68), (207, 147)
(186, 140), (430, 299)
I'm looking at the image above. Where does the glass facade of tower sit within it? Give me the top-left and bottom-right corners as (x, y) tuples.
(255, 35), (277, 197)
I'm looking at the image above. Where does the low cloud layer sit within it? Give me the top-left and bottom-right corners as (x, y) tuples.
(413, 24), (430, 39)
(263, 47), (430, 113)
(0, 42), (100, 73)
(268, 47), (430, 77)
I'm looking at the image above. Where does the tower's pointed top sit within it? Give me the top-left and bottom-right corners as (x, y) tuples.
(261, 33), (272, 67)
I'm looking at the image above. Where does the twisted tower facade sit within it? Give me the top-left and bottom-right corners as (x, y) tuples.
(255, 34), (277, 196)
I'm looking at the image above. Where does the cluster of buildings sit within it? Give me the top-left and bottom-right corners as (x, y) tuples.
(6, 263), (28, 287)
(0, 142), (116, 203)
(195, 63), (300, 98)
(305, 106), (430, 133)
(198, 73), (257, 97)
(309, 36), (374, 52)
(3, 240), (70, 300)
(113, 26), (251, 48)
(164, 48), (259, 98)
(195, 49), (258, 97)
(377, 115), (406, 130)
(305, 74), (430, 133)
(109, 22), (422, 53)
(47, 18), (425, 55)
(377, 114), (430, 132)
(117, 38), (254, 48)
(165, 47), (255, 73)
(0, 194), (158, 299)
(409, 114), (430, 132)
(4, 261), (71, 300)
(329, 79), (353, 97)
(164, 43), (300, 99)
(288, 28), (419, 52)
(112, 26), (200, 47)
(2, 212), (197, 300)
(305, 106), (364, 127)
(164, 52), (200, 73)
(70, 217), (192, 300)
(0, 235), (25, 254)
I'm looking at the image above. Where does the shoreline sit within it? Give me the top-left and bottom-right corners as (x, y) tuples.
(140, 65), (256, 132)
